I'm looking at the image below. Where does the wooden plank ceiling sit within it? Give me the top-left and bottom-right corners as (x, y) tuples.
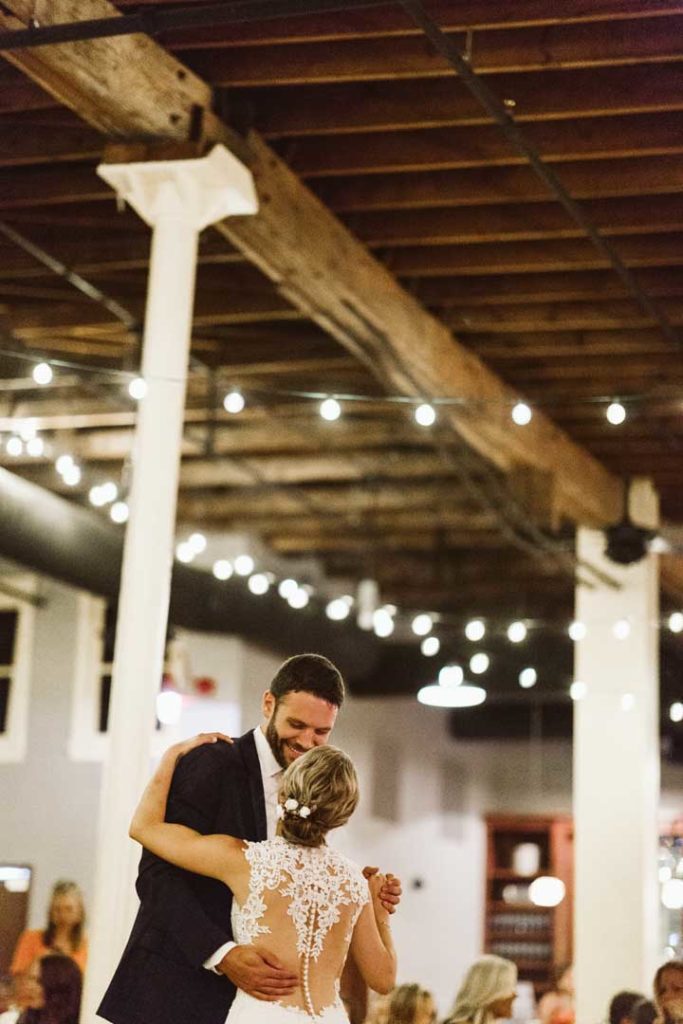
(0, 0), (681, 741)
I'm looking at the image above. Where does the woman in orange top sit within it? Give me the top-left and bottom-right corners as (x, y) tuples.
(11, 881), (87, 976)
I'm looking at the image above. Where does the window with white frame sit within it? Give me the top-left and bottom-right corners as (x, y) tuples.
(69, 593), (178, 761)
(0, 580), (36, 763)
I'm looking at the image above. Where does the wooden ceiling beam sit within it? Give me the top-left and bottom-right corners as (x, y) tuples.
(288, 112), (683, 178)
(151, 1), (683, 46)
(416, 269), (683, 307)
(447, 298), (683, 333)
(319, 155), (683, 212)
(0, 0), (626, 530)
(352, 195), (683, 248)
(179, 16), (683, 87)
(389, 234), (683, 277)
(239, 65), (683, 138)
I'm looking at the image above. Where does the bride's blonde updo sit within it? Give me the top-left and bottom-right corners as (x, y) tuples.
(277, 746), (359, 847)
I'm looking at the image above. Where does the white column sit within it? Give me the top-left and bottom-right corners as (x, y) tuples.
(82, 146), (257, 1023)
(573, 479), (660, 1024)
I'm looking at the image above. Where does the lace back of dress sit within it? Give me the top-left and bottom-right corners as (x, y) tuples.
(238, 838), (369, 1019)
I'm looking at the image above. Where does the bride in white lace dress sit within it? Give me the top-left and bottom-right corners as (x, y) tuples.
(130, 734), (397, 1024)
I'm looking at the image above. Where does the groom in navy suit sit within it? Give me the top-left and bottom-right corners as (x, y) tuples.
(99, 654), (400, 1024)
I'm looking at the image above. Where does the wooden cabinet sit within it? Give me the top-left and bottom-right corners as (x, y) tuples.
(484, 815), (573, 996)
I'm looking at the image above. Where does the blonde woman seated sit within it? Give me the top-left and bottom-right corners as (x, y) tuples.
(130, 734), (396, 1024)
(445, 956), (517, 1024)
(386, 984), (436, 1024)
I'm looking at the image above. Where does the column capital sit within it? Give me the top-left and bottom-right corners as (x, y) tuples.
(97, 142), (258, 229)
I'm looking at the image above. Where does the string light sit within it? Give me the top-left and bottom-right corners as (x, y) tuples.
(212, 559), (233, 580)
(373, 607), (395, 637)
(512, 402), (532, 426)
(418, 682), (486, 708)
(26, 436), (44, 457)
(465, 619), (486, 642)
(248, 572), (270, 595)
(287, 587), (310, 609)
(278, 578), (299, 599)
(507, 620), (527, 643)
(128, 377), (147, 400)
(6, 437), (22, 456)
(519, 667), (537, 689)
(621, 692), (636, 712)
(62, 464), (81, 486)
(188, 532), (207, 554)
(568, 620), (587, 642)
(414, 402), (436, 427)
(223, 390), (245, 414)
(670, 702), (683, 723)
(421, 636), (440, 656)
(411, 613), (433, 636)
(234, 554), (255, 576)
(319, 397), (341, 422)
(326, 597), (351, 621)
(176, 541), (195, 563)
(110, 501), (129, 524)
(668, 612), (683, 634)
(470, 652), (490, 675)
(606, 401), (627, 425)
(569, 681), (588, 701)
(32, 362), (53, 385)
(56, 454), (74, 476)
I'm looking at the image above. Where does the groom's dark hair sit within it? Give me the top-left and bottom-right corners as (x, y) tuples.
(269, 653), (345, 708)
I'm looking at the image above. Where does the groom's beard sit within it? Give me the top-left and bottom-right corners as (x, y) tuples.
(265, 714), (308, 769)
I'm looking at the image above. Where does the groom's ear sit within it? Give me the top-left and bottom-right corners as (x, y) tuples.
(262, 690), (276, 719)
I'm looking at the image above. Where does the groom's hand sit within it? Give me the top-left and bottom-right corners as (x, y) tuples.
(218, 945), (298, 1001)
(362, 866), (402, 914)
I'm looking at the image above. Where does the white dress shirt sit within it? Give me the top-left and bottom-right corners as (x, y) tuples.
(203, 727), (282, 972)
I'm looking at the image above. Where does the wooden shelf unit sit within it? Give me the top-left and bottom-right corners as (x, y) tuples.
(484, 814), (573, 997)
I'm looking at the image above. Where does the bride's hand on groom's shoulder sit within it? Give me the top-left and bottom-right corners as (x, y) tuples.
(363, 866), (403, 916)
(164, 732), (234, 765)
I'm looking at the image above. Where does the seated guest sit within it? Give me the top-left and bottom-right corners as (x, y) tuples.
(654, 961), (683, 1024)
(0, 955), (81, 1024)
(609, 991), (645, 1024)
(538, 965), (574, 1024)
(446, 955), (517, 1024)
(386, 984), (436, 1024)
(631, 999), (657, 1024)
(10, 883), (87, 976)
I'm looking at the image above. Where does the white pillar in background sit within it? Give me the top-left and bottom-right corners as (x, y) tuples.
(81, 146), (257, 1024)
(573, 479), (660, 1024)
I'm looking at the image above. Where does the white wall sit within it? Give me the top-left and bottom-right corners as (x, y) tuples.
(1, 582), (682, 1015)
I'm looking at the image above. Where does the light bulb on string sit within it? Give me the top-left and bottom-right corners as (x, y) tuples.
(26, 436), (44, 457)
(421, 636), (440, 657)
(439, 664), (464, 688)
(110, 501), (129, 524)
(99, 481), (118, 504)
(188, 532), (207, 554)
(128, 376), (147, 400)
(288, 587), (310, 610)
(519, 667), (537, 689)
(176, 541), (195, 564)
(414, 402), (436, 427)
(606, 401), (626, 425)
(469, 652), (489, 675)
(569, 680), (587, 701)
(668, 612), (683, 634)
(507, 620), (527, 643)
(32, 361), (53, 385)
(18, 420), (37, 441)
(319, 397), (341, 422)
(248, 573), (270, 596)
(465, 619), (485, 642)
(670, 702), (683, 723)
(234, 554), (255, 576)
(326, 598), (350, 621)
(62, 464), (81, 487)
(373, 607), (395, 638)
(56, 454), (74, 476)
(213, 559), (233, 581)
(278, 578), (299, 600)
(224, 390), (245, 414)
(568, 620), (587, 642)
(6, 437), (22, 457)
(511, 402), (532, 426)
(411, 613), (433, 636)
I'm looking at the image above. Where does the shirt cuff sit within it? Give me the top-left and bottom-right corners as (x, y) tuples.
(203, 941), (236, 974)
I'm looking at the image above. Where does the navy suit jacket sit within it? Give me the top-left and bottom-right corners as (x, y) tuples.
(98, 730), (267, 1024)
